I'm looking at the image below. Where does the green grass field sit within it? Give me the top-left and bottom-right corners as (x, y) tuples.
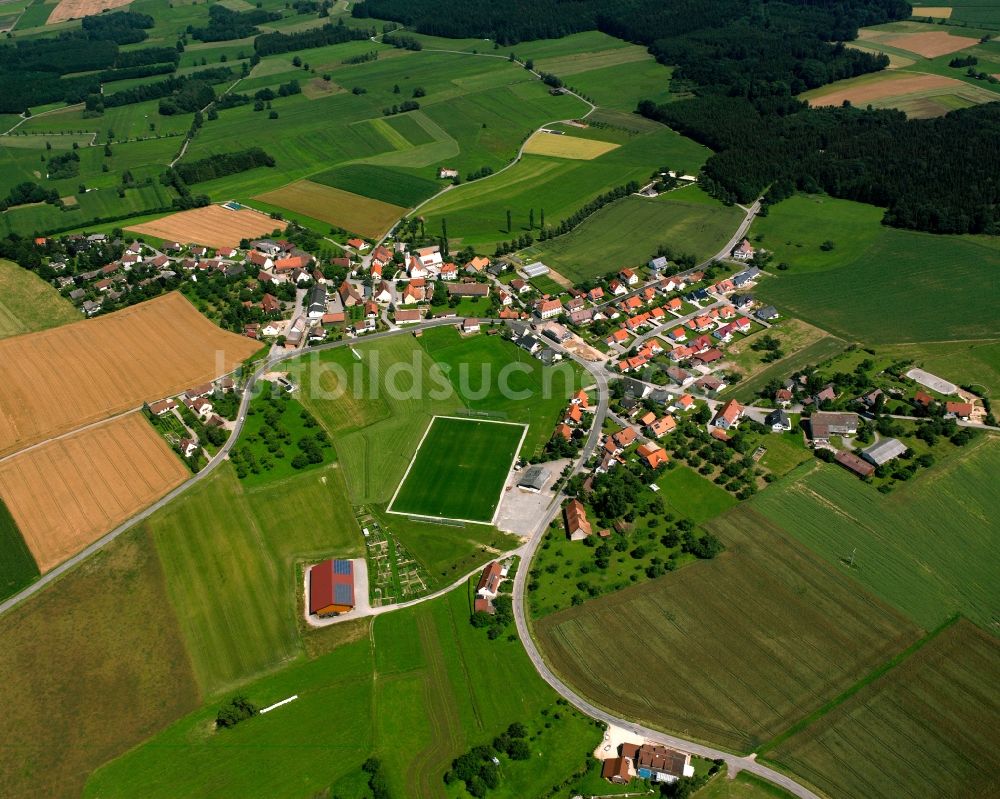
(881, 338), (1000, 398)
(0, 497), (39, 602)
(755, 194), (1000, 343)
(417, 326), (585, 455)
(723, 335), (849, 403)
(149, 463), (362, 694)
(654, 465), (738, 523)
(86, 586), (604, 799)
(419, 125), (710, 249)
(753, 439), (1000, 630)
(536, 506), (919, 752)
(389, 416), (525, 522)
(310, 162), (441, 207)
(525, 187), (742, 284)
(0, 527), (199, 799)
(767, 619), (1000, 799)
(695, 770), (796, 799)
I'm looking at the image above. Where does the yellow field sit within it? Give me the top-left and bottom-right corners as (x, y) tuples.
(0, 413), (189, 571)
(910, 6), (952, 19)
(522, 131), (620, 160)
(47, 0), (130, 23)
(0, 292), (261, 457)
(255, 180), (405, 239)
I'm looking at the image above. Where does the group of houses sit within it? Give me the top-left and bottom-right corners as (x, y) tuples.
(146, 376), (237, 460)
(601, 741), (695, 786)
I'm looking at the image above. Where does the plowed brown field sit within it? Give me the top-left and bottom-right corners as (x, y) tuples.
(126, 205), (284, 249)
(0, 293), (260, 457)
(0, 413), (188, 571)
(807, 73), (962, 107)
(885, 31), (979, 57)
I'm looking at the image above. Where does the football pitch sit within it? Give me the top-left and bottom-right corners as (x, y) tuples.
(387, 416), (527, 524)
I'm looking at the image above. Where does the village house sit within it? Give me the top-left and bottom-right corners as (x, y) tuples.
(536, 297), (563, 320)
(563, 498), (592, 541)
(465, 255), (490, 274)
(394, 308), (422, 325)
(448, 282), (490, 299)
(307, 285), (328, 319)
(285, 316), (307, 348)
(766, 408), (791, 432)
(732, 238), (755, 261)
(619, 267), (638, 285)
(148, 398), (178, 416)
(713, 399), (744, 430)
(338, 280), (363, 307)
(637, 441), (668, 469)
(945, 401), (974, 420)
(347, 238), (369, 251)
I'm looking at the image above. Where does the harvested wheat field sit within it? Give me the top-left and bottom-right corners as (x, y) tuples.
(885, 31), (979, 57)
(255, 180), (405, 239)
(910, 6), (952, 19)
(0, 293), (260, 457)
(0, 413), (188, 571)
(808, 73), (965, 108)
(48, 0), (131, 24)
(126, 204), (283, 250)
(523, 131), (619, 160)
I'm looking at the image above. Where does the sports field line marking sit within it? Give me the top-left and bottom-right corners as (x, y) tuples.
(260, 695), (298, 714)
(385, 414), (528, 524)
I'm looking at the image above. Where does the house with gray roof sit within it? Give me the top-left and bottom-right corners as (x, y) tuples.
(862, 438), (908, 467)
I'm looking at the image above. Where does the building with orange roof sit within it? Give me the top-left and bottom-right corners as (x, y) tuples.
(713, 399), (744, 430)
(637, 441), (668, 469)
(564, 498), (592, 541)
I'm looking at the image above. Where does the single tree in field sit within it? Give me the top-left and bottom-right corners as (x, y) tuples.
(529, 208), (534, 229)
(540, 208), (545, 228)
(506, 209), (512, 233)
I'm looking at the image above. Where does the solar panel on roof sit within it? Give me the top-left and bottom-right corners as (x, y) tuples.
(334, 583), (353, 605)
(333, 559), (352, 575)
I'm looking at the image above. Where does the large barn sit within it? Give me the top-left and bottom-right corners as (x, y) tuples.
(309, 559), (355, 616)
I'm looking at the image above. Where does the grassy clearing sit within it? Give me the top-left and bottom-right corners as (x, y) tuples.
(0, 497), (39, 602)
(0, 261), (83, 337)
(756, 194), (1000, 343)
(767, 619), (1000, 799)
(86, 586), (604, 799)
(527, 188), (742, 284)
(535, 506), (919, 753)
(753, 439), (1000, 630)
(255, 179), (405, 239)
(695, 769), (796, 799)
(0, 527), (199, 799)
(310, 162), (440, 207)
(389, 416), (525, 522)
(654, 465), (738, 523)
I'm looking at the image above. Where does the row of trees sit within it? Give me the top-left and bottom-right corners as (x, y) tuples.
(175, 147), (276, 185)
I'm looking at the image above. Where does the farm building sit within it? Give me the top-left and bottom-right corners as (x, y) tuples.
(564, 498), (592, 541)
(447, 282), (490, 297)
(517, 465), (547, 493)
(862, 438), (907, 467)
(602, 756), (631, 785)
(809, 412), (858, 443)
(835, 450), (875, 478)
(523, 261), (550, 278)
(476, 561), (502, 599)
(309, 559), (355, 617)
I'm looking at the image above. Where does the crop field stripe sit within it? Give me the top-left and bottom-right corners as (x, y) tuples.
(386, 415), (527, 525)
(758, 613), (960, 755)
(0, 496), (39, 601)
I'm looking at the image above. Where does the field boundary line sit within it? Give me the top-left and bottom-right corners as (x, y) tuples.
(0, 407), (138, 466)
(756, 613), (961, 756)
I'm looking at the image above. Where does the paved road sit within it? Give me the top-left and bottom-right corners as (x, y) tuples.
(509, 340), (822, 798)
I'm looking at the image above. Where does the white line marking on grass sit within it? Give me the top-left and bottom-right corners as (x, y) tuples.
(386, 415), (528, 524)
(260, 695), (298, 714)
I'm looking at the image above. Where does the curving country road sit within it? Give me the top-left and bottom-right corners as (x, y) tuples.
(509, 338), (822, 799)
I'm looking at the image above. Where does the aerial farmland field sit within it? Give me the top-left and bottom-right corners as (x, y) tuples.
(766, 620), (1000, 799)
(254, 179), (405, 239)
(388, 416), (526, 523)
(536, 507), (919, 752)
(310, 163), (441, 207)
(753, 440), (1000, 630)
(0, 498), (38, 602)
(0, 412), (189, 572)
(85, 587), (602, 799)
(0, 526), (199, 799)
(0, 293), (261, 457)
(0, 258), (78, 340)
(126, 204), (284, 249)
(755, 196), (1000, 343)
(521, 130), (620, 160)
(527, 187), (743, 283)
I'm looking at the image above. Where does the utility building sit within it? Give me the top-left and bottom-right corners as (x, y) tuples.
(309, 559), (355, 616)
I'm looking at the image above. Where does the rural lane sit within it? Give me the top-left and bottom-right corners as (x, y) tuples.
(509, 341), (822, 799)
